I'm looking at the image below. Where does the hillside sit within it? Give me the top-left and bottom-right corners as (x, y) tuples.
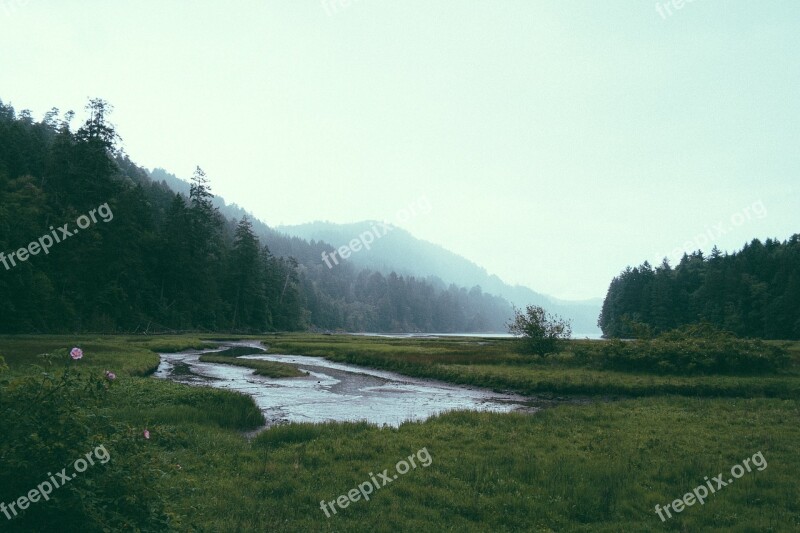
(0, 99), (524, 336)
(278, 221), (602, 333)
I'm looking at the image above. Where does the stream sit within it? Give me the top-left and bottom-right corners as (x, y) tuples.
(153, 341), (533, 428)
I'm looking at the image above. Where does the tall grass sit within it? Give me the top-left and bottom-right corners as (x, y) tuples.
(2, 334), (798, 530)
(162, 398), (800, 531)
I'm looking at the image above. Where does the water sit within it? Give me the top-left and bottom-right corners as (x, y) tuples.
(350, 332), (516, 338)
(351, 332), (605, 339)
(154, 342), (531, 428)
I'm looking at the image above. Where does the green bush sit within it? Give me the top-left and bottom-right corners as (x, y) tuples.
(573, 324), (791, 375)
(0, 348), (170, 531)
(507, 305), (572, 356)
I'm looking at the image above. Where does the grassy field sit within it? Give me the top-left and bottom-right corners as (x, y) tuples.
(0, 334), (212, 376)
(266, 334), (800, 399)
(1, 334), (798, 531)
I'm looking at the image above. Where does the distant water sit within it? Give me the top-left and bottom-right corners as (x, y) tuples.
(571, 333), (605, 340)
(351, 332), (605, 340)
(350, 332), (514, 339)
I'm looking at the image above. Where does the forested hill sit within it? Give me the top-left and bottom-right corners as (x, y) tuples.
(599, 239), (800, 339)
(151, 168), (601, 333)
(0, 98), (514, 333)
(147, 169), (515, 332)
(278, 220), (602, 333)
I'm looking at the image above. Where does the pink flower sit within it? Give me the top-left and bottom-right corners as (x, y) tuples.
(70, 347), (83, 360)
(104, 370), (116, 381)
(143, 429), (150, 440)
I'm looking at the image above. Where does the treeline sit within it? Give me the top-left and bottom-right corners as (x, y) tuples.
(301, 268), (511, 332)
(0, 98), (512, 333)
(148, 167), (513, 332)
(599, 239), (800, 339)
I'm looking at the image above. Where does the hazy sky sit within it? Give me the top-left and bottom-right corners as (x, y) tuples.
(1, 1), (797, 300)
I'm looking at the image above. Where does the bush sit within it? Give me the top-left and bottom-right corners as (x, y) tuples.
(573, 324), (791, 375)
(0, 348), (170, 531)
(507, 305), (572, 356)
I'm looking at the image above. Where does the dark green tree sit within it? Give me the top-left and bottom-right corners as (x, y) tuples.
(507, 305), (572, 356)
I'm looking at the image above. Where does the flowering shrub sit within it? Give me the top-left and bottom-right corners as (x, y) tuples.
(0, 348), (169, 531)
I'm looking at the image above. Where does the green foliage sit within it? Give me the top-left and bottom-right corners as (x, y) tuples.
(574, 324), (791, 375)
(507, 305), (572, 356)
(107, 377), (266, 431)
(599, 238), (800, 339)
(1, 334), (799, 530)
(0, 348), (169, 531)
(210, 346), (267, 357)
(0, 336), (162, 376)
(160, 398), (800, 531)
(252, 420), (376, 449)
(0, 99), (515, 335)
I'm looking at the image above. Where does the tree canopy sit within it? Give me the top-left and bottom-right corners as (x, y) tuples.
(599, 239), (800, 339)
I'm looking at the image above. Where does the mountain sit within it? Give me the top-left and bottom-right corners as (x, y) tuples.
(146, 168), (515, 332)
(0, 98), (522, 335)
(149, 167), (601, 333)
(277, 221), (602, 334)
(150, 169), (603, 330)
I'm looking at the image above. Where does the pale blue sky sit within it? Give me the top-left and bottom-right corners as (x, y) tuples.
(1, 1), (797, 299)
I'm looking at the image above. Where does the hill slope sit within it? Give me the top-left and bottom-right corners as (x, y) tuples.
(277, 221), (602, 334)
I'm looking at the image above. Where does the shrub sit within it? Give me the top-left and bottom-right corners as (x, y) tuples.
(572, 324), (790, 375)
(507, 305), (572, 356)
(0, 348), (170, 531)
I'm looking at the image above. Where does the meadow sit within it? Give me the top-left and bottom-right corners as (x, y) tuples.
(1, 333), (798, 531)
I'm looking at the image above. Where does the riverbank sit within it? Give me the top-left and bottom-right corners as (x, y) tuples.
(1, 334), (798, 531)
(155, 340), (535, 428)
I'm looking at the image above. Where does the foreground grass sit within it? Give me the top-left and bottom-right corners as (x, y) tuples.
(152, 397), (800, 531)
(2, 334), (799, 531)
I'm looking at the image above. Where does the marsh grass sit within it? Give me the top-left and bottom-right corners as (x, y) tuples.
(1, 334), (798, 530)
(158, 398), (800, 531)
(107, 377), (266, 430)
(210, 346), (267, 357)
(267, 334), (800, 399)
(0, 335), (164, 376)
(198, 354), (306, 378)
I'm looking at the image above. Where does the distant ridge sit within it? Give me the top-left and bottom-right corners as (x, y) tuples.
(149, 168), (600, 333)
(277, 221), (602, 333)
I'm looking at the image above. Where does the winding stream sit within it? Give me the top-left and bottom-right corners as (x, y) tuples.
(154, 341), (532, 427)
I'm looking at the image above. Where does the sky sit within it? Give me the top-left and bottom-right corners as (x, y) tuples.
(1, 0), (798, 300)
